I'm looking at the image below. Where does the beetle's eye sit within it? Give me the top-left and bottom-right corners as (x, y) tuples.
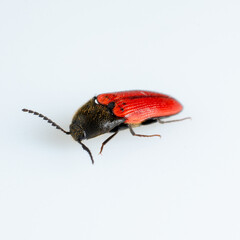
(82, 130), (87, 139)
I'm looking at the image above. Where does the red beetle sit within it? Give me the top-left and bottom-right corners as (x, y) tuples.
(22, 90), (189, 164)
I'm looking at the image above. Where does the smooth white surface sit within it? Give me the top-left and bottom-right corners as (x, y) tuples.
(1, 0), (240, 239)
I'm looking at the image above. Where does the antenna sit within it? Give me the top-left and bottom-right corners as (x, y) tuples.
(79, 141), (94, 164)
(22, 108), (71, 135)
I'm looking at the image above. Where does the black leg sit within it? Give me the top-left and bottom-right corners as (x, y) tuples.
(78, 141), (94, 164)
(99, 131), (118, 154)
(128, 125), (161, 138)
(158, 117), (191, 124)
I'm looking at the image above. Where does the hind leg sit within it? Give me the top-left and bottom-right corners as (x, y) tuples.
(128, 125), (161, 138)
(158, 117), (191, 124)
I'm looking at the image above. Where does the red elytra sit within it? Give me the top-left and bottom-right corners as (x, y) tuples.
(97, 90), (183, 124)
(22, 90), (188, 164)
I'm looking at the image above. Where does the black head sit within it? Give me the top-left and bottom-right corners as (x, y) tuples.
(69, 121), (86, 141)
(22, 108), (94, 164)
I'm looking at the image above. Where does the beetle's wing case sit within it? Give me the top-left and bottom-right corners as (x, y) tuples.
(97, 90), (183, 124)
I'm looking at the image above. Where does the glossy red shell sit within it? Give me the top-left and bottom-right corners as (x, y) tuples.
(97, 90), (183, 124)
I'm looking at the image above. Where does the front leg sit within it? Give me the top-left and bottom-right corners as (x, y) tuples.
(99, 131), (119, 154)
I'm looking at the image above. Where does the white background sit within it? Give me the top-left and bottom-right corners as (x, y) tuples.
(0, 0), (240, 239)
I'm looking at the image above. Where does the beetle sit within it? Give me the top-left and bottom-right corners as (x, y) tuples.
(22, 90), (189, 164)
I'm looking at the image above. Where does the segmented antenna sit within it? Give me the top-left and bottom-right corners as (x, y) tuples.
(79, 141), (94, 164)
(22, 108), (71, 135)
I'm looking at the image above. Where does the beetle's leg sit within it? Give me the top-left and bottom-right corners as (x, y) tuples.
(158, 117), (191, 124)
(99, 131), (118, 154)
(128, 125), (161, 138)
(78, 141), (94, 164)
